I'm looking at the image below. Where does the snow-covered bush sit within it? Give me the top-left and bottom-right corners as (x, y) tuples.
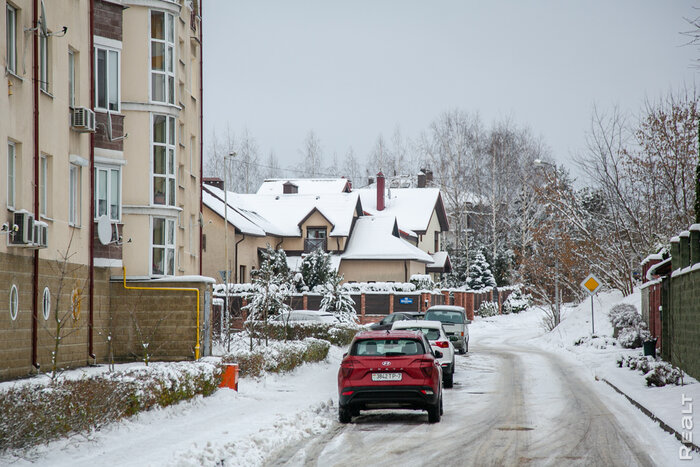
(263, 321), (362, 346)
(467, 252), (497, 290)
(222, 336), (330, 377)
(502, 288), (532, 314)
(617, 326), (651, 349)
(574, 335), (617, 349)
(317, 274), (358, 324)
(607, 303), (650, 348)
(341, 282), (416, 293)
(476, 301), (499, 317)
(0, 361), (221, 452)
(616, 354), (684, 387)
(409, 274), (436, 291)
(300, 249), (333, 291)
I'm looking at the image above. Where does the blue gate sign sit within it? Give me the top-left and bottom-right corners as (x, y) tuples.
(399, 297), (414, 305)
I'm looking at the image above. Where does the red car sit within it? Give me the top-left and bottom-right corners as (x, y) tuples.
(337, 330), (444, 423)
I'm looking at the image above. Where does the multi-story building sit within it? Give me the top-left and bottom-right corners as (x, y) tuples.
(1, 0), (207, 381)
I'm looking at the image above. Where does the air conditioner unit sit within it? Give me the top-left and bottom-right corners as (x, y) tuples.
(71, 107), (96, 133)
(9, 210), (34, 246)
(33, 221), (48, 249)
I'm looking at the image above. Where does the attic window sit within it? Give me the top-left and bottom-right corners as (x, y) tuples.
(283, 182), (298, 194)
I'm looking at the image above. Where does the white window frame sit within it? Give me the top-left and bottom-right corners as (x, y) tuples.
(150, 10), (176, 105)
(69, 163), (81, 226)
(94, 164), (122, 221)
(39, 32), (49, 93)
(151, 113), (176, 206)
(68, 49), (75, 107)
(189, 136), (195, 175)
(7, 141), (15, 209)
(42, 287), (51, 320)
(9, 284), (18, 321)
(151, 217), (175, 276)
(94, 45), (120, 112)
(39, 154), (47, 216)
(6, 4), (17, 74)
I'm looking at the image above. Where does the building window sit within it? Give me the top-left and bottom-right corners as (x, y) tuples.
(189, 214), (194, 252)
(190, 136), (195, 174)
(150, 10), (175, 105)
(69, 164), (81, 226)
(152, 217), (175, 276)
(42, 287), (51, 320)
(94, 166), (121, 221)
(7, 141), (15, 209)
(434, 231), (440, 252)
(68, 50), (75, 107)
(95, 46), (119, 111)
(9, 285), (18, 321)
(305, 227), (327, 252)
(152, 114), (176, 206)
(6, 4), (17, 74)
(239, 265), (246, 283)
(39, 33), (49, 93)
(39, 155), (49, 216)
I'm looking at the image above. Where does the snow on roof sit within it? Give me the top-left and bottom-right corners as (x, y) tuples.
(341, 216), (433, 262)
(355, 186), (446, 234)
(206, 184), (359, 237)
(427, 251), (449, 269)
(257, 178), (350, 195)
(286, 255), (341, 272)
(202, 188), (267, 236)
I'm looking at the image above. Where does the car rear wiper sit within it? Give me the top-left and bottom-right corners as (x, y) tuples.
(384, 352), (405, 356)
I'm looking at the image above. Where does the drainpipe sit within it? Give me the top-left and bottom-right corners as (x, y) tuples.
(198, 0), (204, 275)
(234, 234), (245, 282)
(122, 267), (202, 359)
(88, 0), (96, 361)
(31, 0), (40, 371)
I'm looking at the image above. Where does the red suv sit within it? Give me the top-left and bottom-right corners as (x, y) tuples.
(337, 330), (443, 423)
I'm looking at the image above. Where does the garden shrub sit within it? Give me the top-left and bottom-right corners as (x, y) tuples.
(476, 301), (499, 317)
(616, 354), (684, 387)
(222, 337), (330, 377)
(251, 321), (362, 346)
(607, 303), (650, 348)
(502, 288), (532, 314)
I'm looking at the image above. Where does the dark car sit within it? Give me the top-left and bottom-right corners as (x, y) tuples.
(337, 330), (443, 423)
(368, 312), (425, 331)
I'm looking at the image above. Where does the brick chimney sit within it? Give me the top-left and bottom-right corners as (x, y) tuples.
(203, 177), (224, 190)
(377, 171), (385, 211)
(417, 171), (426, 188)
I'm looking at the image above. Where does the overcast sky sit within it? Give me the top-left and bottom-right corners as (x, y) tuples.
(203, 1), (698, 179)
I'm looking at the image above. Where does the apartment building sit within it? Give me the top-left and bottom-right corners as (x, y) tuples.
(1, 0), (208, 381)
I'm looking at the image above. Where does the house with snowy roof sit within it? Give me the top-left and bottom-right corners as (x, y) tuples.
(201, 174), (447, 283)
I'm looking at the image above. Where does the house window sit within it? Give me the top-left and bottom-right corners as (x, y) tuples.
(189, 136), (195, 174)
(95, 46), (119, 111)
(68, 50), (75, 107)
(69, 164), (81, 226)
(7, 141), (15, 209)
(434, 231), (440, 252)
(6, 4), (17, 74)
(305, 227), (327, 252)
(9, 284), (18, 321)
(94, 166), (121, 221)
(239, 265), (246, 283)
(39, 33), (49, 93)
(150, 10), (175, 105)
(152, 217), (175, 276)
(189, 214), (194, 252)
(39, 155), (49, 216)
(152, 114), (176, 206)
(42, 287), (51, 320)
(202, 233), (206, 252)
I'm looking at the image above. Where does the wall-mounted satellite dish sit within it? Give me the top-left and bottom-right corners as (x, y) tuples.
(97, 215), (112, 245)
(39, 0), (48, 36)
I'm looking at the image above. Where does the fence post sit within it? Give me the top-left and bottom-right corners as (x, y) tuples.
(361, 293), (366, 321)
(690, 225), (700, 265)
(303, 293), (308, 310)
(389, 293), (394, 314)
(679, 231), (690, 268)
(464, 292), (474, 321)
(671, 236), (680, 270)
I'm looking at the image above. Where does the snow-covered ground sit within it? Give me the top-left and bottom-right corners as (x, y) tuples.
(2, 289), (698, 466)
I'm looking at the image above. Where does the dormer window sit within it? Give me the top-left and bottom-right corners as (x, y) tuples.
(305, 227), (327, 252)
(283, 181), (298, 194)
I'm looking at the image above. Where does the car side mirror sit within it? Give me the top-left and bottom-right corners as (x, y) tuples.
(467, 320), (472, 324)
(434, 350), (443, 359)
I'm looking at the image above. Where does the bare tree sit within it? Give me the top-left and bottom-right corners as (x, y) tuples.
(264, 149), (281, 180)
(300, 130), (324, 176)
(368, 134), (392, 174)
(340, 146), (363, 187)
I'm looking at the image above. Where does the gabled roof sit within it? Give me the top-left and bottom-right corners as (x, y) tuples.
(356, 186), (449, 235)
(202, 188), (266, 236)
(257, 178), (351, 195)
(341, 217), (433, 262)
(204, 184), (360, 238)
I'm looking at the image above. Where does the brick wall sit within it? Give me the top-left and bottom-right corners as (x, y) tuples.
(664, 269), (700, 380)
(94, 112), (125, 152)
(94, 0), (123, 42)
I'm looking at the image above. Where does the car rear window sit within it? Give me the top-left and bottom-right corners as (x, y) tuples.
(425, 310), (464, 324)
(401, 327), (441, 341)
(351, 339), (425, 356)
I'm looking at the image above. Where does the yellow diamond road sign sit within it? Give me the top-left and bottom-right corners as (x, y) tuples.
(581, 274), (602, 295)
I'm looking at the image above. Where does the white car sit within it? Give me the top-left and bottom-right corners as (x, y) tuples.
(392, 320), (456, 388)
(272, 310), (338, 323)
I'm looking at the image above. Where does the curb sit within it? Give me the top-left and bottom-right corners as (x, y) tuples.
(598, 377), (700, 454)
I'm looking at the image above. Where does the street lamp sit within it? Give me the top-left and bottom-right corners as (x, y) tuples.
(224, 151), (236, 350)
(534, 159), (560, 327)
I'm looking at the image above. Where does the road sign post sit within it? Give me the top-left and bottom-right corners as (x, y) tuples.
(580, 274), (602, 335)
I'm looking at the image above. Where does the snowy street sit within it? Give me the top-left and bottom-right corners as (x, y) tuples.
(5, 297), (698, 466)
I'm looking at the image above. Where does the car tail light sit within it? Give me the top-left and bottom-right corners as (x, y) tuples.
(420, 359), (434, 378)
(420, 389), (434, 395)
(342, 390), (354, 396)
(340, 360), (354, 378)
(461, 331), (464, 336)
(434, 341), (449, 348)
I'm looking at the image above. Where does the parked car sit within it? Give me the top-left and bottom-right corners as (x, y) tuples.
(271, 310), (338, 323)
(424, 306), (469, 354)
(368, 312), (425, 330)
(337, 330), (443, 423)
(391, 320), (456, 388)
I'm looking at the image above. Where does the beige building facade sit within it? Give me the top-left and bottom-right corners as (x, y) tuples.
(1, 0), (207, 381)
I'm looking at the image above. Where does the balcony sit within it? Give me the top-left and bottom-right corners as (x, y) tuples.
(304, 238), (326, 253)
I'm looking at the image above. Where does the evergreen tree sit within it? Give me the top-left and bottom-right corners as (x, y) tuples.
(300, 249), (333, 291)
(442, 244), (469, 288)
(319, 274), (357, 323)
(258, 245), (290, 279)
(467, 252), (497, 290)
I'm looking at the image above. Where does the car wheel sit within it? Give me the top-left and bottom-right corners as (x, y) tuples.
(351, 407), (361, 417)
(458, 346), (465, 355)
(443, 371), (453, 389)
(428, 396), (441, 423)
(440, 394), (444, 416)
(339, 406), (352, 424)
(465, 341), (469, 353)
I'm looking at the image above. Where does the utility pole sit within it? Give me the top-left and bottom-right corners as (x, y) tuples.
(224, 152), (236, 351)
(534, 159), (560, 326)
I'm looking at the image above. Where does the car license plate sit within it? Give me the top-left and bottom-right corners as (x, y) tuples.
(372, 372), (402, 382)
